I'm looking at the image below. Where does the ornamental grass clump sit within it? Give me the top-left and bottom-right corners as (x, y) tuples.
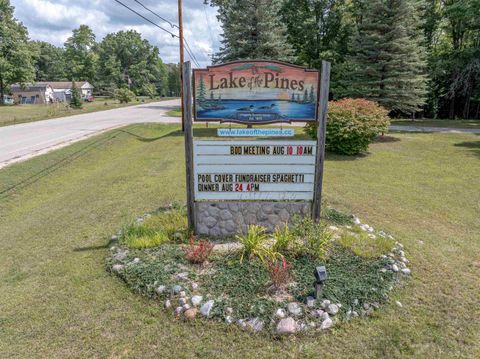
(271, 223), (298, 256)
(184, 238), (214, 264)
(339, 231), (395, 258)
(304, 98), (390, 155)
(236, 225), (276, 263)
(291, 217), (332, 260)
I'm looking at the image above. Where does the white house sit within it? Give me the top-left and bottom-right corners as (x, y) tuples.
(10, 83), (55, 104)
(10, 81), (94, 104)
(49, 81), (94, 101)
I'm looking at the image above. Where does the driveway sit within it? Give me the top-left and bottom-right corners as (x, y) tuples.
(0, 99), (181, 169)
(390, 125), (480, 133)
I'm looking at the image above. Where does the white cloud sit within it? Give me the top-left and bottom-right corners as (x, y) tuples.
(11, 0), (222, 67)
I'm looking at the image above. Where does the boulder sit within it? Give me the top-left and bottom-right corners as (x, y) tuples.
(200, 300), (215, 317)
(276, 317), (297, 335)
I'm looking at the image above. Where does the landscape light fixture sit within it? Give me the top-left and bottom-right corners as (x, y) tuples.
(314, 265), (327, 299)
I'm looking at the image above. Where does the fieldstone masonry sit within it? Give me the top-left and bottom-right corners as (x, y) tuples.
(195, 201), (311, 237)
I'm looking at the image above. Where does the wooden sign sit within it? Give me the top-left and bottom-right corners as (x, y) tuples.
(194, 140), (316, 200)
(193, 60), (320, 124)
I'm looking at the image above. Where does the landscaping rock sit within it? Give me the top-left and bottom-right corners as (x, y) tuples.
(320, 299), (331, 309)
(191, 295), (203, 307)
(275, 308), (286, 319)
(176, 272), (189, 280)
(320, 312), (329, 321)
(312, 309), (324, 318)
(164, 299), (171, 309)
(111, 235), (118, 241)
(246, 318), (264, 332)
(200, 300), (215, 317)
(132, 258), (140, 264)
(179, 291), (186, 297)
(236, 319), (247, 330)
(395, 301), (403, 308)
(320, 318), (334, 330)
(287, 302), (302, 316)
(179, 297), (187, 306)
(184, 308), (197, 320)
(173, 285), (182, 294)
(326, 304), (339, 315)
(401, 268), (411, 275)
(174, 306), (184, 316)
(112, 264), (124, 272)
(225, 307), (233, 314)
(225, 316), (233, 324)
(155, 285), (166, 295)
(353, 216), (361, 225)
(306, 296), (316, 308)
(182, 304), (191, 311)
(191, 282), (199, 290)
(391, 264), (399, 272)
(276, 317), (297, 335)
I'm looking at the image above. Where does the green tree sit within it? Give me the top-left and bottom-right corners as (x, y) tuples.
(64, 25), (97, 82)
(0, 0), (35, 104)
(212, 0), (295, 63)
(70, 81), (82, 109)
(30, 41), (66, 81)
(167, 63), (181, 97)
(347, 0), (428, 115)
(96, 30), (168, 96)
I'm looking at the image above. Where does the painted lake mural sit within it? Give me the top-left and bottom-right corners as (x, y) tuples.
(193, 61), (319, 124)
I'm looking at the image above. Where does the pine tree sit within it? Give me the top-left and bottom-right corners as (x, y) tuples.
(197, 75), (207, 102)
(70, 81), (82, 109)
(347, 0), (427, 115)
(213, 0), (295, 63)
(309, 86), (315, 103)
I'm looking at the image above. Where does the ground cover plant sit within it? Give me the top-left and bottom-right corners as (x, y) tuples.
(107, 209), (408, 335)
(0, 124), (479, 357)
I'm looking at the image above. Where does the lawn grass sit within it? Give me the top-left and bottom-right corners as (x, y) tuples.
(0, 124), (479, 357)
(0, 97), (175, 127)
(391, 118), (480, 129)
(166, 107), (182, 117)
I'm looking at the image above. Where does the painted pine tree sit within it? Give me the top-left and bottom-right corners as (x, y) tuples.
(309, 86), (315, 103)
(214, 0), (295, 63)
(348, 0), (427, 115)
(197, 75), (207, 103)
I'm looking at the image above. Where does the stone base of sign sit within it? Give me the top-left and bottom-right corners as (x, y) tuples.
(195, 201), (311, 237)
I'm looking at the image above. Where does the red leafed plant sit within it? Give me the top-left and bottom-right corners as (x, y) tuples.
(184, 237), (214, 264)
(267, 256), (291, 289)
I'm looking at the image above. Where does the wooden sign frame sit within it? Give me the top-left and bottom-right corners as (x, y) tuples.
(182, 60), (330, 231)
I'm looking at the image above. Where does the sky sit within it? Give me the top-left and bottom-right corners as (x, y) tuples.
(10, 0), (222, 67)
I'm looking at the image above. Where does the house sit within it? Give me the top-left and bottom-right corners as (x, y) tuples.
(10, 81), (94, 104)
(49, 81), (94, 102)
(10, 83), (54, 104)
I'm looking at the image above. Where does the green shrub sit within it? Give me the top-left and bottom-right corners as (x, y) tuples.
(339, 231), (395, 258)
(114, 88), (136, 103)
(304, 98), (390, 155)
(291, 217), (332, 260)
(236, 225), (276, 263)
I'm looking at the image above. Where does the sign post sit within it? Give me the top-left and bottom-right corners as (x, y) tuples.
(182, 61), (195, 229)
(312, 61), (331, 222)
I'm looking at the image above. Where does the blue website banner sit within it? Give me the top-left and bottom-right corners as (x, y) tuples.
(217, 128), (295, 137)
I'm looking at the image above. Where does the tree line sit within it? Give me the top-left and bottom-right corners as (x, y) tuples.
(210, 0), (480, 119)
(0, 1), (180, 104)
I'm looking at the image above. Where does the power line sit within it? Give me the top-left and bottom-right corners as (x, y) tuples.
(113, 0), (178, 38)
(184, 39), (201, 67)
(132, 0), (179, 29)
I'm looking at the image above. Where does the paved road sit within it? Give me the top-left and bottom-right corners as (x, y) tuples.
(0, 99), (181, 169)
(390, 125), (480, 133)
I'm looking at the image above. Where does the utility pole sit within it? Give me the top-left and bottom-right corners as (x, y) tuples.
(178, 0), (185, 132)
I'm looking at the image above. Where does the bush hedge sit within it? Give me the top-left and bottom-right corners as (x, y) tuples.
(305, 98), (390, 155)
